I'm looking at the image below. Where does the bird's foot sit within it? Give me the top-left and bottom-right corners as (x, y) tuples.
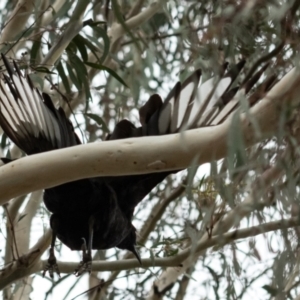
(43, 250), (60, 278)
(74, 255), (92, 277)
(74, 239), (92, 276)
(74, 258), (92, 277)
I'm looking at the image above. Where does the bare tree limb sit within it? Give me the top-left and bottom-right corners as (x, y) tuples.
(127, 0), (147, 19)
(0, 67), (299, 204)
(147, 160), (285, 297)
(0, 216), (298, 290)
(40, 0), (67, 27)
(0, 0), (34, 52)
(0, 229), (51, 289)
(109, 1), (162, 45)
(41, 0), (90, 67)
(15, 191), (43, 254)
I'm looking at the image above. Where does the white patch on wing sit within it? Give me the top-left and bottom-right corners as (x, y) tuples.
(205, 77), (231, 111)
(0, 91), (18, 132)
(187, 76), (231, 127)
(41, 102), (61, 147)
(210, 88), (245, 125)
(12, 75), (36, 127)
(173, 81), (195, 131)
(188, 77), (215, 127)
(21, 76), (44, 132)
(0, 80), (24, 126)
(199, 107), (219, 126)
(0, 62), (62, 148)
(32, 88), (47, 131)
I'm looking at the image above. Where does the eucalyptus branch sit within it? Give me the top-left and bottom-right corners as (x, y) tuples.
(0, 229), (52, 289)
(41, 0), (90, 67)
(0, 216), (298, 289)
(0, 0), (34, 52)
(174, 267), (194, 300)
(87, 0), (162, 79)
(4, 195), (27, 269)
(146, 216), (300, 299)
(147, 159), (286, 297)
(109, 1), (162, 46)
(0, 67), (299, 204)
(40, 0), (67, 28)
(127, 0), (147, 19)
(14, 191), (43, 254)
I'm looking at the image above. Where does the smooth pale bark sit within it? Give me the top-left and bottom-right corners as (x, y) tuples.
(109, 1), (162, 45)
(0, 0), (34, 47)
(0, 67), (299, 205)
(41, 0), (90, 67)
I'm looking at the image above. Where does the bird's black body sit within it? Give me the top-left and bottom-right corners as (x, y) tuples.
(0, 54), (274, 276)
(45, 172), (169, 252)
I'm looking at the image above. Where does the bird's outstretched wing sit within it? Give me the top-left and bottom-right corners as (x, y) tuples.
(105, 60), (275, 212)
(0, 55), (273, 157)
(0, 54), (80, 155)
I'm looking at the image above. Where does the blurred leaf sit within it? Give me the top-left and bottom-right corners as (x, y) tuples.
(227, 109), (247, 180)
(81, 34), (102, 61)
(1, 133), (7, 149)
(30, 40), (41, 62)
(66, 41), (77, 54)
(57, 61), (71, 94)
(182, 272), (197, 282)
(68, 53), (91, 99)
(149, 249), (156, 267)
(73, 34), (88, 61)
(66, 62), (81, 90)
(147, 12), (170, 32)
(206, 265), (220, 282)
(31, 66), (56, 74)
(18, 214), (27, 222)
(84, 61), (128, 87)
(94, 84), (106, 90)
(85, 113), (109, 132)
(83, 19), (106, 27)
(51, 1), (73, 22)
(69, 53), (87, 76)
(92, 27), (110, 64)
(111, 0), (143, 52)
(232, 249), (241, 276)
(28, 73), (44, 90)
(262, 285), (279, 296)
(86, 22), (110, 64)
(166, 247), (179, 257)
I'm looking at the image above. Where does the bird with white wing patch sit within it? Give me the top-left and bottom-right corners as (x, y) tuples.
(0, 53), (272, 278)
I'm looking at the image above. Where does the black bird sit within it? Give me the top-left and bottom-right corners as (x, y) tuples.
(0, 54), (272, 277)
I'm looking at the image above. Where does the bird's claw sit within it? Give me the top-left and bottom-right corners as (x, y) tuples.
(74, 238), (92, 276)
(43, 252), (60, 278)
(74, 257), (92, 276)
